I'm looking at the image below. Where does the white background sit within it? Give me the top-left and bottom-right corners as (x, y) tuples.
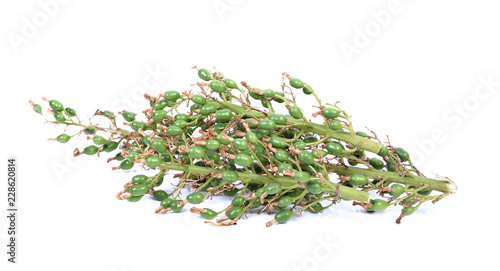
(1, 1), (499, 270)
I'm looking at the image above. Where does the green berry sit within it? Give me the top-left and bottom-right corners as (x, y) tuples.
(122, 111), (135, 122)
(164, 90), (181, 102)
(322, 107), (340, 119)
(418, 188), (432, 196)
(389, 184), (405, 198)
(294, 171), (310, 183)
(192, 94), (207, 105)
(145, 156), (162, 168)
(49, 100), (64, 112)
(370, 199), (390, 211)
(200, 103), (217, 115)
(266, 183), (282, 195)
(369, 158), (385, 170)
(298, 150), (315, 165)
(33, 104), (42, 114)
(245, 132), (258, 144)
(293, 141), (306, 150)
(328, 120), (342, 130)
(227, 206), (243, 220)
(270, 136), (287, 148)
(120, 160), (134, 170)
(167, 125), (183, 136)
(233, 139), (249, 151)
(263, 89), (275, 98)
(386, 161), (396, 172)
(206, 140), (221, 150)
(152, 140), (167, 153)
(394, 147), (410, 162)
(289, 105), (303, 119)
(131, 121), (146, 131)
(234, 153), (253, 167)
(132, 174), (148, 184)
(209, 80), (227, 93)
(349, 174), (368, 186)
(302, 85), (313, 95)
(275, 209), (292, 223)
(92, 135), (108, 145)
(169, 200), (184, 212)
(222, 171), (239, 183)
(278, 162), (293, 173)
(189, 147), (206, 159)
(83, 145), (99, 155)
(231, 196), (245, 207)
(377, 146), (389, 157)
(160, 198), (173, 208)
(103, 141), (118, 152)
(269, 114), (287, 125)
(289, 78), (304, 89)
(103, 111), (114, 118)
(54, 112), (66, 122)
(200, 208), (217, 219)
(258, 119), (277, 131)
(326, 142), (344, 155)
(65, 107), (76, 117)
(275, 149), (289, 162)
(84, 126), (96, 135)
(402, 206), (417, 216)
(306, 181), (322, 194)
(130, 184), (149, 196)
(198, 68), (212, 81)
(153, 190), (169, 201)
(152, 100), (168, 110)
(56, 134), (70, 143)
(224, 78), (238, 89)
(153, 110), (167, 122)
(248, 88), (262, 100)
(278, 196), (293, 208)
(186, 192), (204, 204)
(216, 109), (233, 123)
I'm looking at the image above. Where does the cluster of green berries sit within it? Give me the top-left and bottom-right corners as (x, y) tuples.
(31, 67), (455, 226)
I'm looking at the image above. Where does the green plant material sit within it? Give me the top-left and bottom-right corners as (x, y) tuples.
(31, 67), (456, 227)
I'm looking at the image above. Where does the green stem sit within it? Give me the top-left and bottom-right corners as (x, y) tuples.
(160, 163), (370, 203)
(325, 165), (457, 194)
(217, 101), (383, 154)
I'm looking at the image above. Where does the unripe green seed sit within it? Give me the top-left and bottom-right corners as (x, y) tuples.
(222, 171), (239, 183)
(145, 156), (162, 168)
(192, 94), (207, 105)
(93, 135), (108, 145)
(198, 68), (212, 81)
(350, 174), (368, 186)
(394, 147), (410, 162)
(103, 141), (118, 152)
(56, 134), (70, 143)
(187, 192), (204, 204)
(54, 112), (66, 122)
(306, 181), (322, 194)
(289, 105), (303, 119)
(209, 80), (227, 93)
(153, 190), (169, 201)
(289, 78), (304, 89)
(275, 209), (292, 223)
(122, 111), (135, 122)
(49, 100), (64, 112)
(224, 78), (238, 89)
(164, 90), (181, 102)
(33, 104), (42, 114)
(227, 206), (243, 220)
(83, 145), (99, 155)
